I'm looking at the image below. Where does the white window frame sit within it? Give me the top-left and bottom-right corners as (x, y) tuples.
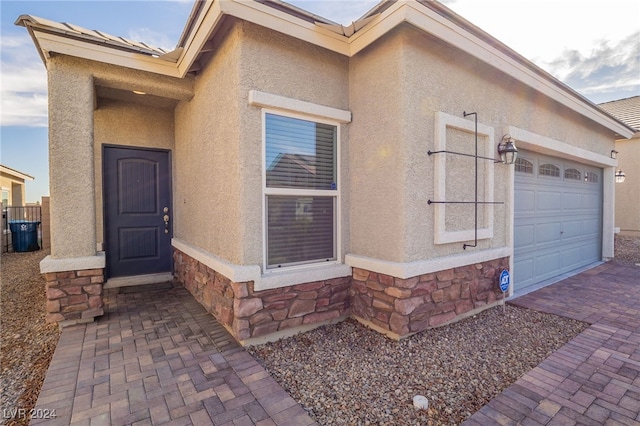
(1, 187), (9, 207)
(261, 108), (342, 274)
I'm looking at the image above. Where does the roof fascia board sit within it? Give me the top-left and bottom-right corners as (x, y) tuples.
(35, 32), (182, 78)
(20, 1), (632, 138)
(348, 0), (406, 54)
(347, 2), (634, 139)
(176, 0), (350, 76)
(220, 0), (350, 54)
(0, 166), (35, 181)
(176, 0), (222, 76)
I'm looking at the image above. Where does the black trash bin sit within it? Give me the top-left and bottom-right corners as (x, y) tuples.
(9, 220), (41, 252)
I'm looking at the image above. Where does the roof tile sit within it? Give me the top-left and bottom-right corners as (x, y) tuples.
(599, 96), (640, 131)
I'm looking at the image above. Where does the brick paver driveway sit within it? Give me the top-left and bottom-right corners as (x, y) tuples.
(464, 261), (640, 425)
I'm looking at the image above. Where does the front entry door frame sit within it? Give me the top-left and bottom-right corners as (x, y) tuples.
(103, 145), (173, 279)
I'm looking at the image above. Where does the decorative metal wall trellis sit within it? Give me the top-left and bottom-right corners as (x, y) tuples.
(427, 111), (503, 250)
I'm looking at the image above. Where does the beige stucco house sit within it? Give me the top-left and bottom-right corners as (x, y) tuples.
(599, 96), (640, 237)
(1, 164), (34, 208)
(18, 0), (635, 344)
(1, 164), (35, 251)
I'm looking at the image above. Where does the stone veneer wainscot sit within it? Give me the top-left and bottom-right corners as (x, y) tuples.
(173, 249), (351, 342)
(174, 248), (509, 343)
(351, 257), (510, 338)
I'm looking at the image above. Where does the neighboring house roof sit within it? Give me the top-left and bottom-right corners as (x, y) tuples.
(15, 0), (636, 139)
(599, 96), (640, 132)
(0, 164), (35, 181)
(268, 153), (317, 174)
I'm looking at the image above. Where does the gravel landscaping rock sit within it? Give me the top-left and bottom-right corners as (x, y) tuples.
(615, 234), (640, 265)
(0, 250), (60, 426)
(248, 306), (587, 425)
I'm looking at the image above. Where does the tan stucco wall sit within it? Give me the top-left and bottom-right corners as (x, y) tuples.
(45, 20), (618, 272)
(47, 56), (96, 258)
(173, 23), (244, 264)
(615, 134), (640, 235)
(94, 100), (175, 245)
(239, 22), (350, 265)
(348, 25), (616, 263)
(0, 173), (26, 206)
(174, 21), (349, 265)
(349, 28), (407, 263)
(46, 55), (192, 260)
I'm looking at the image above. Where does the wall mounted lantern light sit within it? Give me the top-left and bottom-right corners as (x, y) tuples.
(615, 169), (626, 183)
(611, 150), (618, 159)
(498, 135), (518, 164)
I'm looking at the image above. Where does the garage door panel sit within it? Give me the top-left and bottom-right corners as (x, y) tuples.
(514, 224), (535, 248)
(583, 218), (600, 237)
(562, 246), (583, 269)
(562, 220), (582, 239)
(537, 191), (563, 211)
(514, 150), (602, 292)
(583, 193), (600, 209)
(514, 258), (534, 285)
(515, 189), (535, 212)
(535, 252), (561, 277)
(581, 242), (600, 260)
(563, 193), (583, 210)
(536, 222), (562, 243)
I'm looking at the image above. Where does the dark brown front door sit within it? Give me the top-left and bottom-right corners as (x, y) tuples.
(103, 146), (172, 278)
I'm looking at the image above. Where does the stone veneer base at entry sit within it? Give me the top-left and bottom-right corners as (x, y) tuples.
(44, 268), (105, 325)
(174, 248), (510, 343)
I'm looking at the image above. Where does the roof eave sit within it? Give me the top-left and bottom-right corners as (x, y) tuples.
(346, 1), (635, 139)
(15, 1), (636, 139)
(0, 165), (35, 181)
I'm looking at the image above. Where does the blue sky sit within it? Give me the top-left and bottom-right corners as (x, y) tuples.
(1, 0), (638, 203)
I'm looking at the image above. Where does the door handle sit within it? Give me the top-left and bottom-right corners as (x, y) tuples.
(163, 209), (170, 234)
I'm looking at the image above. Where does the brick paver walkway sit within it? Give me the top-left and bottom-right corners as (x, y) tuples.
(464, 261), (640, 425)
(32, 283), (316, 426)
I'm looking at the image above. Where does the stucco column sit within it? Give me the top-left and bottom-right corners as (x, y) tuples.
(40, 57), (104, 326)
(46, 57), (97, 259)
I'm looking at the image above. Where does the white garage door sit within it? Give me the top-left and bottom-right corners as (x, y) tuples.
(514, 150), (602, 292)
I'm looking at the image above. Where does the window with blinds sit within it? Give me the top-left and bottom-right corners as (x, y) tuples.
(264, 113), (337, 269)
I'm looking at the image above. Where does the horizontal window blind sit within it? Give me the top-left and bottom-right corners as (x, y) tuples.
(267, 196), (335, 267)
(266, 114), (336, 190)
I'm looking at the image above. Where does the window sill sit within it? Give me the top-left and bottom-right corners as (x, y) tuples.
(255, 262), (352, 292)
(172, 238), (352, 292)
